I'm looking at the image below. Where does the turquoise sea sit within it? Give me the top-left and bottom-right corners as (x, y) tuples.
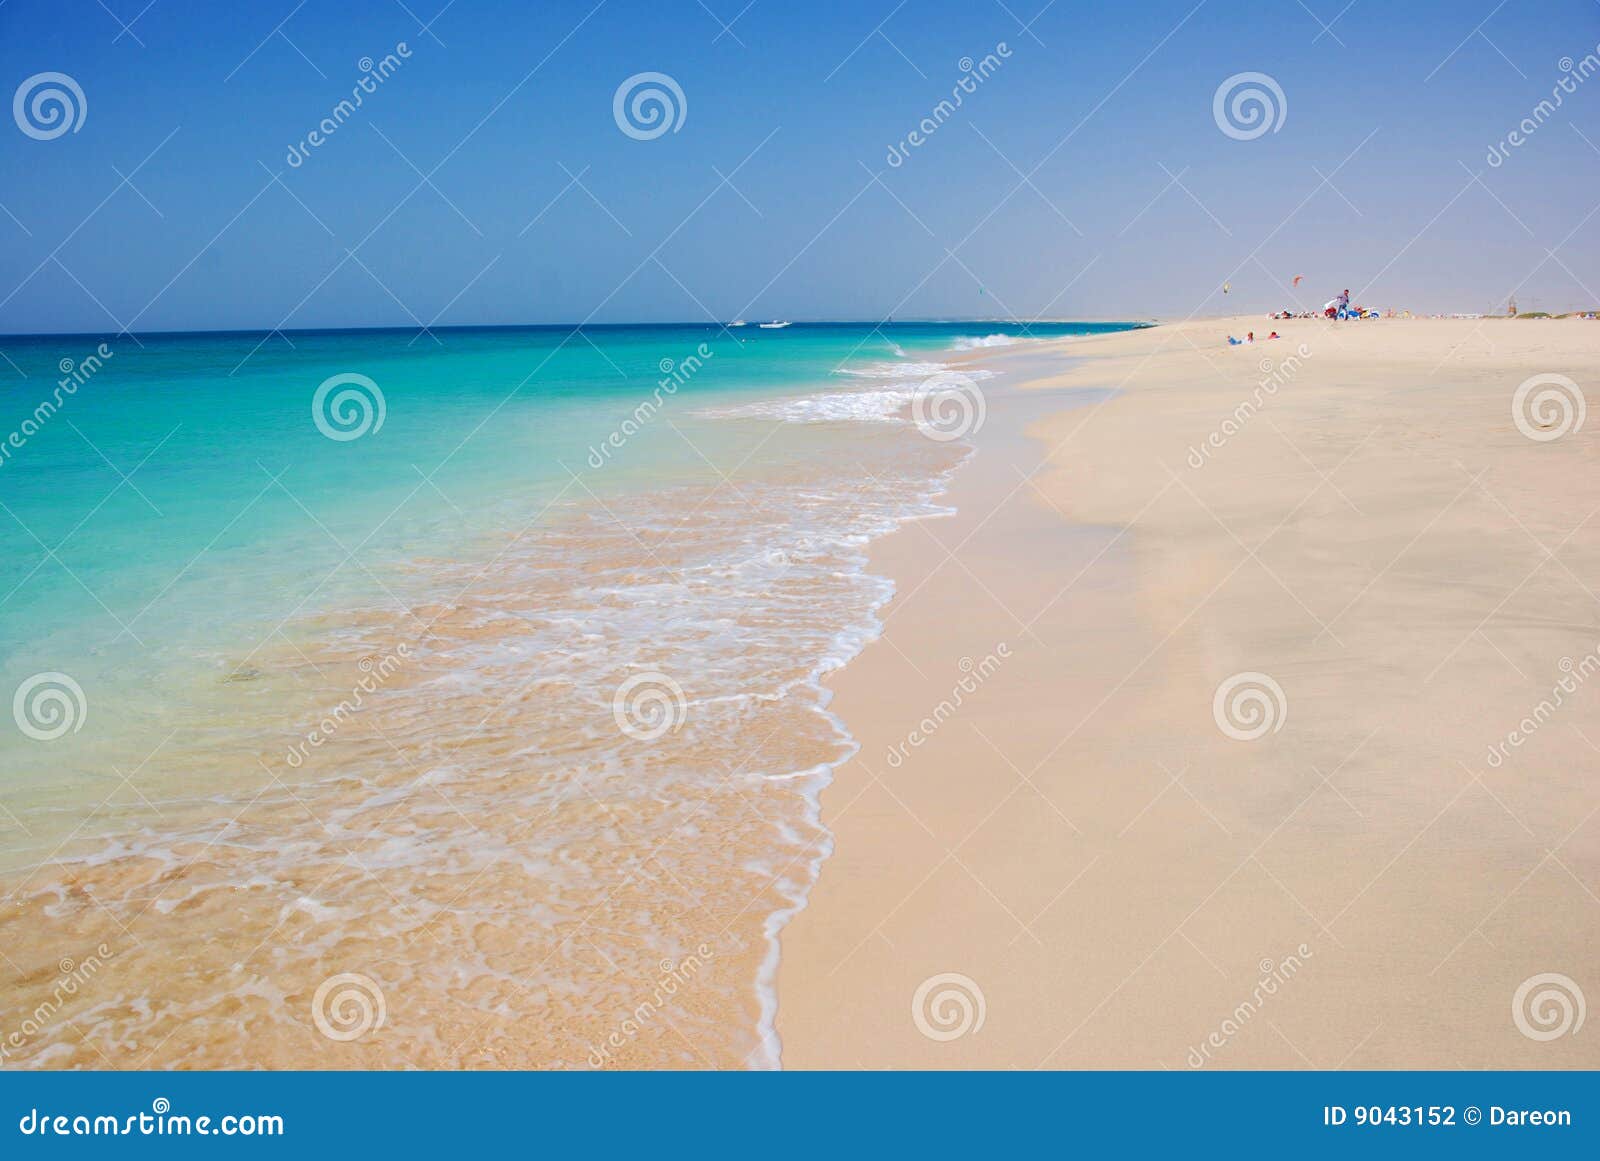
(0, 320), (1137, 1068)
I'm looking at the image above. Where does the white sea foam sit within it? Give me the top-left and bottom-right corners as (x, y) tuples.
(950, 333), (1029, 350)
(701, 368), (996, 427)
(833, 360), (955, 379)
(3, 344), (985, 1073)
(699, 387), (919, 424)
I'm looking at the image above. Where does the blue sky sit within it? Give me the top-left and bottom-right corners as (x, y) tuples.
(1, 0), (1597, 332)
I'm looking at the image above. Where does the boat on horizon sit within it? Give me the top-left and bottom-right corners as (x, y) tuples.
(758, 320), (791, 329)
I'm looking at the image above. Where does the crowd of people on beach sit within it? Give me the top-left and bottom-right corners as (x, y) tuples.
(1227, 285), (1594, 346)
(1226, 287), (1380, 345)
(1266, 288), (1381, 320)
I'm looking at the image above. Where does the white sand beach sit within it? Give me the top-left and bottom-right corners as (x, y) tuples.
(778, 316), (1600, 1069)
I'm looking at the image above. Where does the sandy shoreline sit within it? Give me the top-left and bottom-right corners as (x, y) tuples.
(777, 316), (1600, 1068)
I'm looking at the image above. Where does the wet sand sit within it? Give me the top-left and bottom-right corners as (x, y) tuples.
(0, 417), (963, 1070)
(777, 316), (1600, 1068)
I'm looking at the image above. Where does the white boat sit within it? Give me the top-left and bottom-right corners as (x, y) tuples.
(729, 319), (746, 327)
(758, 320), (791, 329)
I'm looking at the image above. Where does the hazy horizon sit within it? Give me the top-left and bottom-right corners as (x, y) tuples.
(3, 0), (1597, 335)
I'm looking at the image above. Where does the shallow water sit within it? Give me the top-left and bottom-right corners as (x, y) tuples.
(0, 321), (1136, 1068)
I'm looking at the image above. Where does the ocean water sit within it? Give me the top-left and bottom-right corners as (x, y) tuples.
(0, 320), (1136, 1068)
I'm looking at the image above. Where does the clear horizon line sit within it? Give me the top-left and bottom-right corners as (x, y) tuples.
(0, 317), (1158, 342)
